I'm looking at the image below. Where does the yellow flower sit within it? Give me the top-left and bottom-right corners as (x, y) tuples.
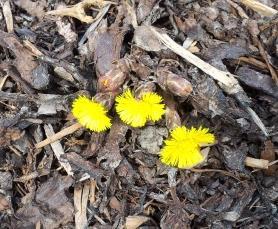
(141, 92), (165, 122)
(160, 126), (215, 169)
(72, 96), (111, 132)
(115, 89), (165, 127)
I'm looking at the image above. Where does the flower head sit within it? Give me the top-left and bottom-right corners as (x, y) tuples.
(160, 126), (215, 169)
(115, 89), (165, 127)
(141, 92), (165, 122)
(72, 96), (111, 132)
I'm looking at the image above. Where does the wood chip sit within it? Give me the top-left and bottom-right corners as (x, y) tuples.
(74, 182), (90, 229)
(1, 0), (13, 33)
(125, 216), (150, 229)
(43, 124), (74, 176)
(245, 156), (269, 169)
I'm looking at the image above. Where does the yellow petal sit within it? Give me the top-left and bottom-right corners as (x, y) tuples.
(141, 92), (165, 122)
(115, 90), (147, 127)
(72, 96), (111, 132)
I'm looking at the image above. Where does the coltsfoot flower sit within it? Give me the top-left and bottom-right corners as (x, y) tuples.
(160, 126), (215, 169)
(115, 89), (165, 127)
(72, 96), (111, 132)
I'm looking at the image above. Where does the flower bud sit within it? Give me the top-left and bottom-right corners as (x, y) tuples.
(157, 69), (192, 97)
(98, 59), (129, 92)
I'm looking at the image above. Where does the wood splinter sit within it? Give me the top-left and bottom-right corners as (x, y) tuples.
(35, 123), (82, 149)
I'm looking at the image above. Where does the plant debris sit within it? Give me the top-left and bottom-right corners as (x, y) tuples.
(1, 0), (278, 228)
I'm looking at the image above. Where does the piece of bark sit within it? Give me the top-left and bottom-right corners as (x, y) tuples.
(43, 124), (74, 176)
(65, 152), (105, 179)
(0, 31), (49, 90)
(237, 66), (278, 98)
(91, 28), (125, 77)
(97, 118), (128, 170)
(74, 182), (90, 229)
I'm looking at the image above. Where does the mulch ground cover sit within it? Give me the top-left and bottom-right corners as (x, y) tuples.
(0, 0), (278, 228)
